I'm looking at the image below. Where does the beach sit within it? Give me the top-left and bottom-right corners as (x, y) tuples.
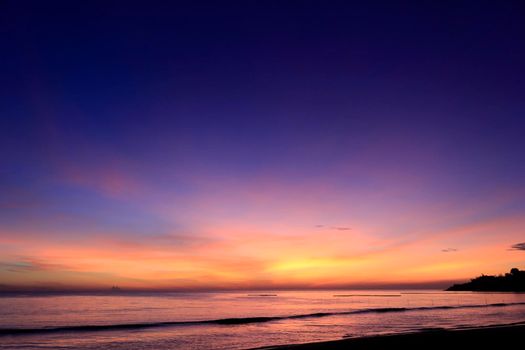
(263, 323), (525, 349)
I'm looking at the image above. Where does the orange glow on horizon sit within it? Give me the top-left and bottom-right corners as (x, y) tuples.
(2, 212), (524, 291)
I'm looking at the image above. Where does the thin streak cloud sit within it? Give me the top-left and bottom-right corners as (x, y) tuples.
(510, 243), (525, 251)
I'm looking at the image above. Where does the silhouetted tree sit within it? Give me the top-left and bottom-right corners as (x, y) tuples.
(447, 268), (525, 291)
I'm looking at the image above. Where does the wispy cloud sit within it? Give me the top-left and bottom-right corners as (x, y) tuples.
(510, 242), (525, 251)
(0, 259), (68, 273)
(314, 225), (351, 231)
(61, 162), (144, 198)
(441, 248), (458, 253)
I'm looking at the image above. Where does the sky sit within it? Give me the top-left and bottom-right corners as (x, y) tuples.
(1, 1), (525, 291)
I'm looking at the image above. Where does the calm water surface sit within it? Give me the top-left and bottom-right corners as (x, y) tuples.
(1, 290), (525, 349)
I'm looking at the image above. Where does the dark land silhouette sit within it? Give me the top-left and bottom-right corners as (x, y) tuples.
(446, 268), (525, 292)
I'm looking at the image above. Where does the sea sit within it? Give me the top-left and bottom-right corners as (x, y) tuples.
(1, 290), (525, 349)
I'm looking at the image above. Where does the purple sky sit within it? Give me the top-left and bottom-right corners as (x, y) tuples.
(1, 1), (525, 291)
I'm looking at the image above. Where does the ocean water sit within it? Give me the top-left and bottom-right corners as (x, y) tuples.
(1, 290), (525, 349)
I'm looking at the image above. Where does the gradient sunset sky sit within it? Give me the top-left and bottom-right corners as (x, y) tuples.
(1, 1), (525, 291)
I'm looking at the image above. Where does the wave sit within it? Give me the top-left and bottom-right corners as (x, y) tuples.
(2, 301), (525, 336)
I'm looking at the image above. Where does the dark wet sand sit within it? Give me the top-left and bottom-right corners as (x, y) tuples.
(258, 323), (525, 349)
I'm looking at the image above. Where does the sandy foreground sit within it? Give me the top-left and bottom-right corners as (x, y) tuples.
(253, 323), (525, 349)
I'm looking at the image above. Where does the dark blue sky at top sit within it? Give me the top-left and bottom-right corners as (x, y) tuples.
(1, 1), (525, 235)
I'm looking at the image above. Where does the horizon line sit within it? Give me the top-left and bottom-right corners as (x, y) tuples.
(0, 281), (463, 294)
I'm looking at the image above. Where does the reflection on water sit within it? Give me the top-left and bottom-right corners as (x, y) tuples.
(1, 290), (525, 349)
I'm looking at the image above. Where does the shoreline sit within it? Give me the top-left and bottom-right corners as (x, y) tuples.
(255, 322), (525, 349)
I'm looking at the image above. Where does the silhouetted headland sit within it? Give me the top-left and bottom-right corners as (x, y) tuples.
(446, 268), (525, 292)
